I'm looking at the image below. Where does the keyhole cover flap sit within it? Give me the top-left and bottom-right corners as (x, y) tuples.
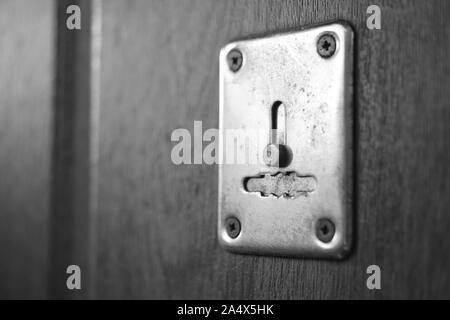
(218, 21), (354, 259)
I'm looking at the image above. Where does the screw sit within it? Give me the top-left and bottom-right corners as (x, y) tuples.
(317, 33), (336, 58)
(316, 218), (335, 243)
(227, 49), (243, 72)
(225, 217), (241, 239)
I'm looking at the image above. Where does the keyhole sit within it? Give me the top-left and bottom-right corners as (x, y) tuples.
(263, 101), (292, 168)
(270, 101), (285, 145)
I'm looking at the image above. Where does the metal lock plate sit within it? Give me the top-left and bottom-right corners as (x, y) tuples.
(218, 22), (354, 259)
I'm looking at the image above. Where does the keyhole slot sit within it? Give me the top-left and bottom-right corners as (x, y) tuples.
(263, 101), (292, 168)
(270, 101), (286, 145)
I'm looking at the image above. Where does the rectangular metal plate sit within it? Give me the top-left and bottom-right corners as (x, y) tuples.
(218, 22), (353, 259)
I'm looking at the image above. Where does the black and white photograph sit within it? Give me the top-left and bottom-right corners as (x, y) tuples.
(0, 0), (449, 305)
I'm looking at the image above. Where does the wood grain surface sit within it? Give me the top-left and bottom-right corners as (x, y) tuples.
(0, 0), (54, 299)
(1, 0), (449, 299)
(92, 0), (450, 299)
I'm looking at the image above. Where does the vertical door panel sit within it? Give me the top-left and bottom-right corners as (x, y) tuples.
(0, 0), (54, 299)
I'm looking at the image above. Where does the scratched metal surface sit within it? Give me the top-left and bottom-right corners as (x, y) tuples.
(218, 22), (353, 259)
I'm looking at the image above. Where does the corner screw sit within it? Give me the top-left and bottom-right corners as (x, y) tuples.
(227, 49), (243, 72)
(317, 34), (336, 58)
(316, 218), (335, 243)
(225, 217), (241, 239)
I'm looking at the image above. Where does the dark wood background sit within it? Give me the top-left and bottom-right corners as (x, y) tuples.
(0, 0), (53, 299)
(0, 0), (449, 299)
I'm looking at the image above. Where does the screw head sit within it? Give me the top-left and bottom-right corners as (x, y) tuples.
(225, 217), (241, 239)
(316, 218), (335, 243)
(227, 49), (243, 72)
(317, 34), (336, 58)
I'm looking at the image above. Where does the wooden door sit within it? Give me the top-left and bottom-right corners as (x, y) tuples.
(1, 0), (449, 299)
